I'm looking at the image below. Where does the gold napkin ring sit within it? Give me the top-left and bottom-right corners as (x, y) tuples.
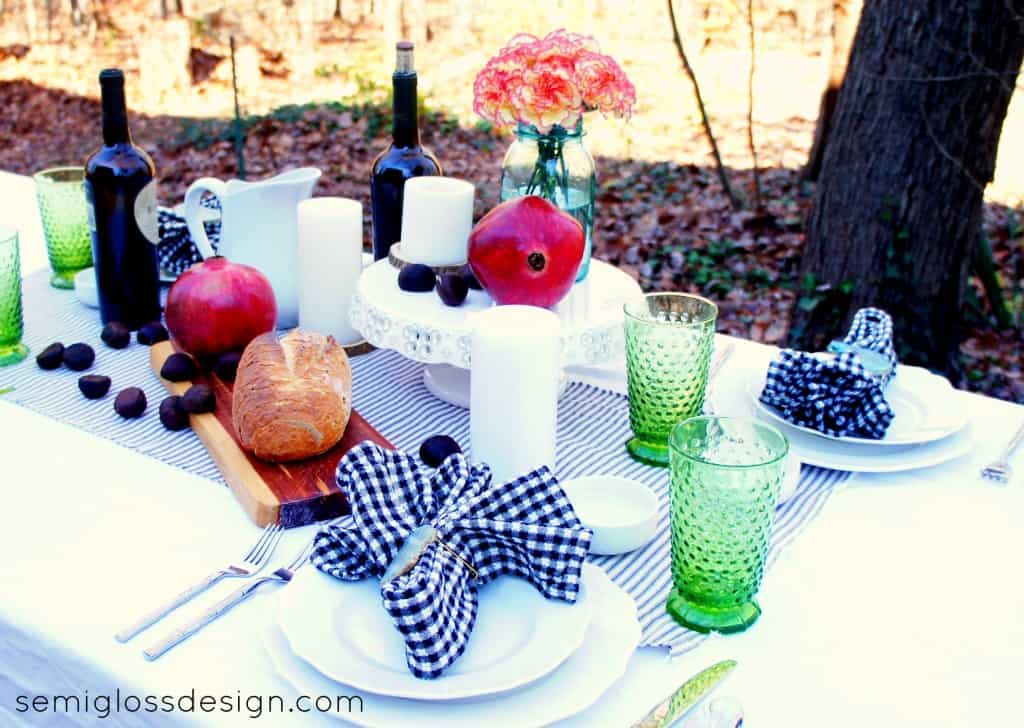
(381, 524), (479, 583)
(435, 538), (479, 580)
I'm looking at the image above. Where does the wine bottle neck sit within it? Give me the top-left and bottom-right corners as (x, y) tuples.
(100, 74), (131, 145)
(392, 72), (419, 148)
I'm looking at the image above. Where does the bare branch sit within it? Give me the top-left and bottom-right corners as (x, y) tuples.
(666, 0), (742, 211)
(746, 0), (762, 208)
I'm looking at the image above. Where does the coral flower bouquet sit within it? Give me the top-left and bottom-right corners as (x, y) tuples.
(473, 29), (636, 133)
(473, 30), (637, 281)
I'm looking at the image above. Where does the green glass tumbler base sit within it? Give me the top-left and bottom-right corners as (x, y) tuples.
(666, 588), (761, 634)
(626, 437), (670, 466)
(0, 342), (28, 366)
(50, 270), (77, 289)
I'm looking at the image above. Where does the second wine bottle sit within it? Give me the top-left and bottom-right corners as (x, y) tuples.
(85, 68), (161, 329)
(370, 41), (443, 261)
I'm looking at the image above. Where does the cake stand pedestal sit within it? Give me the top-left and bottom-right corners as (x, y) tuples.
(350, 259), (643, 408)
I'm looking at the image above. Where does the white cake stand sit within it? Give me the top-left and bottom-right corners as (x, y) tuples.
(349, 259), (643, 407)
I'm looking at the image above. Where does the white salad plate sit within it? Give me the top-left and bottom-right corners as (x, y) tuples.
(266, 563), (640, 728)
(748, 364), (967, 447)
(713, 363), (975, 473)
(277, 564), (593, 701)
(773, 421), (975, 474)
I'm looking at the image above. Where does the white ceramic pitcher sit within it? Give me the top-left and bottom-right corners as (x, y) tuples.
(184, 167), (321, 328)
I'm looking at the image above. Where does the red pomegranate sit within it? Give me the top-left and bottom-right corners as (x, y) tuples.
(165, 257), (277, 359)
(468, 196), (584, 308)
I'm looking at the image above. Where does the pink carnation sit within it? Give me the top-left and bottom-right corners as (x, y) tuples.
(515, 60), (583, 132)
(473, 28), (635, 133)
(575, 52), (637, 118)
(500, 32), (540, 54)
(473, 65), (519, 128)
(536, 29), (598, 61)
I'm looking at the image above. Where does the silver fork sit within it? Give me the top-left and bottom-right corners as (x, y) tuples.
(143, 538), (315, 661)
(981, 419), (1024, 485)
(115, 523), (283, 643)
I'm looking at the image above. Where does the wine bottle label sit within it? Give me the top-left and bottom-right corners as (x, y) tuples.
(134, 179), (160, 244)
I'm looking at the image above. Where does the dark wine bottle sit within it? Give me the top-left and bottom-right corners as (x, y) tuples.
(370, 41), (442, 261)
(85, 68), (161, 330)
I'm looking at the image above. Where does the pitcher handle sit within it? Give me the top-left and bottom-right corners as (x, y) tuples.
(183, 177), (227, 260)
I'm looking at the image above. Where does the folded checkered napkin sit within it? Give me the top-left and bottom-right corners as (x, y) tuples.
(311, 441), (592, 679)
(759, 308), (898, 439)
(157, 197), (221, 276)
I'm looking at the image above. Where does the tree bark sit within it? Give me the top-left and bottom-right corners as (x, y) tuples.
(789, 0), (1024, 379)
(801, 0), (861, 182)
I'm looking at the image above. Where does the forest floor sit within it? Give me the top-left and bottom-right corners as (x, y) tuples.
(1, 1), (1022, 402)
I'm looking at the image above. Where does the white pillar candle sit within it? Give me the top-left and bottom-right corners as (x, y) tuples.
(297, 197), (364, 345)
(400, 177), (475, 266)
(470, 306), (562, 483)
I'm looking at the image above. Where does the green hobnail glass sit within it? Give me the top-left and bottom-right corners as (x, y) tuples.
(0, 226), (28, 366)
(624, 293), (718, 466)
(34, 166), (93, 289)
(667, 416), (788, 634)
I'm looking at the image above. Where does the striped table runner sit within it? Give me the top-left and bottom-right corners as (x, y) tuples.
(2, 269), (850, 654)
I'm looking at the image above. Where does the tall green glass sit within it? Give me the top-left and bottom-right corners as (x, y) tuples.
(667, 416), (788, 634)
(0, 226), (28, 366)
(34, 166), (93, 289)
(624, 293), (718, 466)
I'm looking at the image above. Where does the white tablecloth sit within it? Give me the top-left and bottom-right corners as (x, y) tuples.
(2, 171), (1023, 727)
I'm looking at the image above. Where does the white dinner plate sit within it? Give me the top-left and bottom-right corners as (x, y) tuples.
(277, 565), (593, 701)
(714, 363), (975, 473)
(265, 563), (639, 728)
(749, 365), (967, 446)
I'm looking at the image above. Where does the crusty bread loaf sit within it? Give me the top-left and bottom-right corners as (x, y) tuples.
(232, 330), (352, 462)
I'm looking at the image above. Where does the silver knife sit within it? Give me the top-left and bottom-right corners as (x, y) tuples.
(631, 659), (738, 728)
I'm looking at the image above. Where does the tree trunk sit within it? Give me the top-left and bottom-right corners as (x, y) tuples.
(801, 0), (861, 182)
(789, 0), (1024, 379)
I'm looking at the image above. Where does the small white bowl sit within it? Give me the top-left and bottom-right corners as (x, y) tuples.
(562, 475), (659, 556)
(74, 267), (98, 309)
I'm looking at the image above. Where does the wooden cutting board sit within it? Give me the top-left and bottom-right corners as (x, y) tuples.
(150, 341), (392, 528)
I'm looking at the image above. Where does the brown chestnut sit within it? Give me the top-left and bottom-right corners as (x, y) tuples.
(114, 387), (147, 419)
(181, 384), (215, 414)
(160, 353), (197, 382)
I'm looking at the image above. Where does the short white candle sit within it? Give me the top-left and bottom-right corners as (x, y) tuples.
(297, 197), (364, 345)
(470, 306), (562, 483)
(400, 176), (475, 266)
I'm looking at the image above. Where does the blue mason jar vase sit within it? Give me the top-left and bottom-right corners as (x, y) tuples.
(499, 121), (597, 282)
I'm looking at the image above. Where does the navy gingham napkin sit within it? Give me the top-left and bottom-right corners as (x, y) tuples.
(759, 308), (898, 438)
(157, 197), (221, 276)
(310, 441), (592, 679)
